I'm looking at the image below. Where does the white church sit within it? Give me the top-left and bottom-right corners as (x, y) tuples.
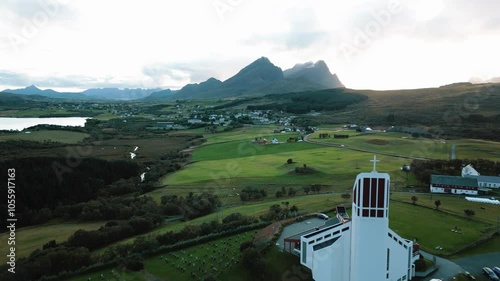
(297, 156), (419, 281)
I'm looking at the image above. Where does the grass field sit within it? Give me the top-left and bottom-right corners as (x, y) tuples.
(0, 221), (105, 263)
(0, 130), (89, 144)
(162, 142), (418, 187)
(310, 131), (500, 161)
(391, 193), (500, 225)
(159, 127), (499, 194)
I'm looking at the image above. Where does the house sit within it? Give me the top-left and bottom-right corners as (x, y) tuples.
(156, 122), (175, 128)
(271, 137), (279, 144)
(430, 175), (478, 195)
(462, 164), (500, 189)
(187, 119), (203, 124)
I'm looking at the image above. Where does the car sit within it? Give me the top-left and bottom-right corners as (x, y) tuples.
(317, 213), (329, 220)
(464, 271), (476, 280)
(493, 267), (500, 278)
(483, 267), (500, 281)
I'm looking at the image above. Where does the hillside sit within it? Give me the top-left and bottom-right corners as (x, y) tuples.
(2, 85), (88, 100)
(1, 85), (164, 101)
(213, 83), (500, 140)
(0, 92), (48, 108)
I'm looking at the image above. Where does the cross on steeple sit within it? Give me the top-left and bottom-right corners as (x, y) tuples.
(370, 155), (380, 172)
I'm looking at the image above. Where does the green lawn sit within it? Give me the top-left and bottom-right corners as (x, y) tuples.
(192, 138), (322, 162)
(388, 201), (492, 255)
(391, 193), (500, 225)
(162, 144), (418, 187)
(0, 130), (89, 144)
(310, 130), (500, 161)
(0, 221), (105, 263)
(449, 235), (500, 259)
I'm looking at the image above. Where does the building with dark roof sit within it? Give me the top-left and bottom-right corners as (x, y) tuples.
(430, 175), (478, 195)
(464, 175), (500, 189)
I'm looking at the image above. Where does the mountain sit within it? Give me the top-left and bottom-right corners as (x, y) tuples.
(1, 85), (165, 101)
(0, 91), (48, 107)
(81, 88), (162, 100)
(223, 57), (283, 89)
(141, 89), (175, 102)
(2, 85), (88, 100)
(161, 57), (343, 100)
(283, 60), (344, 88)
(177, 78), (223, 96)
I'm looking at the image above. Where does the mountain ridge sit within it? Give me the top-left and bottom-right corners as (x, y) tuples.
(1, 57), (344, 101)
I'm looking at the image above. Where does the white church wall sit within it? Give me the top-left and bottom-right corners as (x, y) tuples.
(387, 229), (413, 281)
(311, 231), (351, 281)
(350, 218), (389, 281)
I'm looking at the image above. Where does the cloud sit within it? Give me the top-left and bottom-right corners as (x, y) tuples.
(142, 63), (219, 87)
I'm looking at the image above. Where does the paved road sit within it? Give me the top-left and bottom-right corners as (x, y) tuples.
(453, 252), (500, 276)
(418, 251), (500, 280)
(420, 251), (465, 281)
(304, 134), (431, 161)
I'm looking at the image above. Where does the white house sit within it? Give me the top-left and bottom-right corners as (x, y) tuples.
(461, 164), (480, 177)
(187, 119), (203, 124)
(430, 175), (478, 195)
(298, 156), (418, 281)
(462, 164), (500, 189)
(271, 137), (279, 144)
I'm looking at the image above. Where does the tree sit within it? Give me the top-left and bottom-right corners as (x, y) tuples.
(303, 186), (311, 195)
(434, 200), (441, 210)
(311, 184), (321, 193)
(287, 158), (293, 164)
(290, 205), (299, 213)
(239, 241), (256, 252)
(241, 248), (265, 278)
(464, 209), (475, 218)
(275, 191), (284, 198)
(411, 196), (418, 205)
(287, 187), (296, 197)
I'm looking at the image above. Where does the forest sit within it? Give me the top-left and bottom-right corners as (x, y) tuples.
(246, 88), (367, 113)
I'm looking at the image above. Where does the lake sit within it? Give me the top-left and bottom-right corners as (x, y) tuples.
(0, 117), (91, 131)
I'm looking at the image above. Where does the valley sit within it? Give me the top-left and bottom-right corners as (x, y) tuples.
(0, 60), (499, 281)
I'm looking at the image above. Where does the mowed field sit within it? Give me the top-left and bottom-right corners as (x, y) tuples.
(161, 136), (422, 188)
(309, 131), (500, 161)
(0, 130), (89, 144)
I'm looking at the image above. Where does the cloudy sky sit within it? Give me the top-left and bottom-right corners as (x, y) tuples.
(1, 0), (499, 92)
